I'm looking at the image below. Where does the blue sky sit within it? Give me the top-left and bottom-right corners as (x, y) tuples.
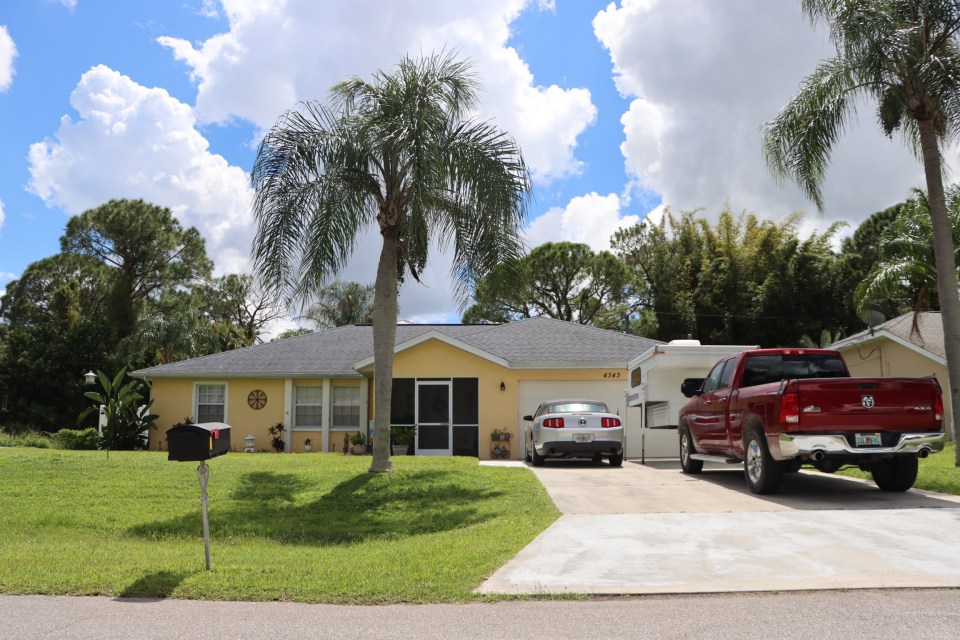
(0, 1), (931, 328)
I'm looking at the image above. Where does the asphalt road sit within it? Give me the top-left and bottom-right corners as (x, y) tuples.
(3, 590), (959, 640)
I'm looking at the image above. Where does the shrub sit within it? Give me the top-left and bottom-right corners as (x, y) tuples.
(267, 422), (286, 453)
(53, 428), (100, 450)
(0, 428), (52, 449)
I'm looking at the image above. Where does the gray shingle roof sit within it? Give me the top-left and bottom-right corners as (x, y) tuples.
(831, 311), (945, 360)
(132, 317), (662, 378)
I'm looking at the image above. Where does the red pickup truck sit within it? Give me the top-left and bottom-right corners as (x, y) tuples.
(678, 348), (945, 494)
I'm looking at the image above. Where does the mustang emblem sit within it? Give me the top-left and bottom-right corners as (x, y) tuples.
(862, 395), (875, 409)
(579, 417), (587, 426)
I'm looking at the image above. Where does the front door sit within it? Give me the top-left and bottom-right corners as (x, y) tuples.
(416, 381), (451, 456)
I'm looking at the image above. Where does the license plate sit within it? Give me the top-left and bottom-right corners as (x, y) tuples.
(573, 433), (594, 443)
(855, 433), (882, 447)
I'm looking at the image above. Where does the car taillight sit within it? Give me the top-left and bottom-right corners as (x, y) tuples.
(935, 390), (944, 422)
(780, 392), (799, 424)
(542, 417), (564, 428)
(601, 417), (621, 428)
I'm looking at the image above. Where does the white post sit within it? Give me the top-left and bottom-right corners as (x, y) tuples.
(197, 461), (211, 571)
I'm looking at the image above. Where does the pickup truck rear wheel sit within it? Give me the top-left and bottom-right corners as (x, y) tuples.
(679, 427), (703, 474)
(871, 457), (918, 492)
(744, 429), (783, 495)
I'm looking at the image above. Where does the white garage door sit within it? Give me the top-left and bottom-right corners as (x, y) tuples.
(517, 380), (631, 460)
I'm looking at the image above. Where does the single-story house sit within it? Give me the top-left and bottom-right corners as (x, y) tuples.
(830, 311), (953, 430)
(132, 317), (662, 459)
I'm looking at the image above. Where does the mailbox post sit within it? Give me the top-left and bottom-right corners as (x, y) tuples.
(166, 422), (231, 570)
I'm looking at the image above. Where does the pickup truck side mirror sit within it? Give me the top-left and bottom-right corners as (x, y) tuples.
(681, 378), (705, 398)
(522, 415), (534, 421)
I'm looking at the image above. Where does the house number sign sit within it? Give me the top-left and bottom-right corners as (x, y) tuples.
(247, 389), (267, 410)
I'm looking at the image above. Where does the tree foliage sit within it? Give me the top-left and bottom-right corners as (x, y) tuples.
(303, 281), (376, 328)
(612, 207), (846, 346)
(61, 199), (212, 339)
(463, 242), (646, 332)
(855, 187), (960, 316)
(251, 52), (530, 472)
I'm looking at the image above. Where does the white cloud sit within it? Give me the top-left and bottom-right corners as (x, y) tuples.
(594, 0), (926, 229)
(0, 199), (5, 233)
(0, 25), (17, 92)
(27, 65), (254, 275)
(57, 0), (77, 9)
(524, 192), (640, 253)
(158, 0), (596, 183)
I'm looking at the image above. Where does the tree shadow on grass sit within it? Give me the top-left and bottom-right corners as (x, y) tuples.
(130, 469), (504, 546)
(117, 570), (193, 599)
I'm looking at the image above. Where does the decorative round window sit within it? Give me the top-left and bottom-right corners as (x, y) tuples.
(247, 389), (267, 410)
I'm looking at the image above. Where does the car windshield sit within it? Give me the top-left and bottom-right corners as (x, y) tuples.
(546, 402), (607, 414)
(741, 354), (847, 387)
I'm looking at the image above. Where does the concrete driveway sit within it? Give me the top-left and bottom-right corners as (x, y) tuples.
(478, 459), (960, 595)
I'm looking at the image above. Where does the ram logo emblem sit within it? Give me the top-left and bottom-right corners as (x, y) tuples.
(862, 395), (875, 409)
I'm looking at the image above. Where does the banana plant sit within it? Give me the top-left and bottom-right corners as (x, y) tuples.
(78, 367), (158, 451)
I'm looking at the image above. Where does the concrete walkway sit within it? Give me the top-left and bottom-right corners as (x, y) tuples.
(479, 459), (960, 594)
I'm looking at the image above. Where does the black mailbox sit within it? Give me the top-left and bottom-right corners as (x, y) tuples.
(167, 422), (231, 461)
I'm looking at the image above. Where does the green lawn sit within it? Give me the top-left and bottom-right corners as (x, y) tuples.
(838, 443), (960, 494)
(0, 449), (559, 603)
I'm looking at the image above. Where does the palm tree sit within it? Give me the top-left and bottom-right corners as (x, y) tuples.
(763, 0), (960, 462)
(303, 281), (376, 328)
(855, 187), (960, 316)
(251, 52), (530, 472)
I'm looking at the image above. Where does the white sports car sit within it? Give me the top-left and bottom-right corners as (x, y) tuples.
(523, 398), (624, 467)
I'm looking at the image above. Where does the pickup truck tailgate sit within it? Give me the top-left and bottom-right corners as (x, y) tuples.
(792, 378), (941, 433)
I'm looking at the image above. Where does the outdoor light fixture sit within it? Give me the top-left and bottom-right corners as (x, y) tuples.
(83, 371), (97, 386)
(500, 381), (506, 392)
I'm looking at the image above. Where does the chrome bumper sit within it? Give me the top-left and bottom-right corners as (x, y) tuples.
(778, 432), (946, 459)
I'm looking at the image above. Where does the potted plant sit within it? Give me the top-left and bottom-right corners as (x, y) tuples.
(392, 426), (415, 456)
(304, 438), (313, 453)
(349, 431), (367, 455)
(268, 422), (286, 453)
(491, 428), (511, 441)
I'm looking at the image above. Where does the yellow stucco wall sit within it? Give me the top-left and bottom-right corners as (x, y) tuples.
(838, 340), (952, 432)
(145, 337), (628, 460)
(384, 339), (627, 458)
(147, 378), (287, 452)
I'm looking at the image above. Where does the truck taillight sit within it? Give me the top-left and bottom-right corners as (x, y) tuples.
(935, 390), (944, 423)
(542, 418), (564, 428)
(601, 417), (621, 428)
(780, 392), (799, 424)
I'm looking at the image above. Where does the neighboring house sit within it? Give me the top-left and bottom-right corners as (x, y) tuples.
(132, 317), (661, 459)
(830, 311), (953, 431)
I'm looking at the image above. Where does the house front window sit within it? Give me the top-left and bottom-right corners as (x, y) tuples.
(196, 383), (226, 423)
(294, 386), (323, 429)
(332, 386), (361, 429)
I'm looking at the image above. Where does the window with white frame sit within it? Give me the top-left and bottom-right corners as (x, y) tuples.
(294, 386), (323, 429)
(196, 384), (226, 423)
(331, 386), (361, 429)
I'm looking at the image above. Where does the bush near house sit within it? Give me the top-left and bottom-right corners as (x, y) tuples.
(0, 449), (559, 603)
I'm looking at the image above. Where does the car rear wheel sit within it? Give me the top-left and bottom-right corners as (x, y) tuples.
(871, 456), (918, 492)
(609, 453), (623, 467)
(744, 429), (783, 495)
(679, 427), (703, 474)
(531, 442), (545, 467)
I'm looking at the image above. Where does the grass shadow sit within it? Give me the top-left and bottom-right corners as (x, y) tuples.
(117, 570), (192, 599)
(130, 469), (505, 546)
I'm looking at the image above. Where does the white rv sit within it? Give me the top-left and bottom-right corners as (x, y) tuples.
(626, 340), (757, 461)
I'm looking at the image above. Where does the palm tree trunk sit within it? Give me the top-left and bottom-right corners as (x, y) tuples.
(918, 119), (960, 465)
(369, 228), (399, 473)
